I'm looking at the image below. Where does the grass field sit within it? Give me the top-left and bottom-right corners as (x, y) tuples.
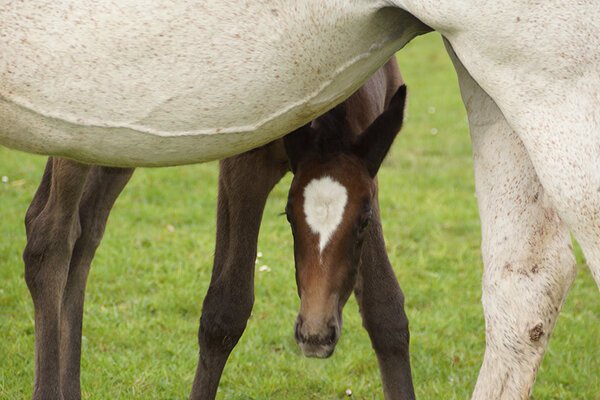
(1, 33), (599, 399)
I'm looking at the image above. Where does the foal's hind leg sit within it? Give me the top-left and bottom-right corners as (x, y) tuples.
(354, 191), (415, 400)
(189, 140), (289, 400)
(59, 165), (133, 400)
(24, 158), (91, 400)
(446, 43), (577, 399)
(24, 158), (133, 400)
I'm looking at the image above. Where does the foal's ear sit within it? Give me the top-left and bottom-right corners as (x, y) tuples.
(352, 84), (406, 177)
(284, 122), (315, 174)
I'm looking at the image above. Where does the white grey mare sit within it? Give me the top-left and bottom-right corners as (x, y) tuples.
(1, 1), (599, 399)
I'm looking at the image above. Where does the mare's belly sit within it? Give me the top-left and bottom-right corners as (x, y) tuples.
(0, 0), (419, 166)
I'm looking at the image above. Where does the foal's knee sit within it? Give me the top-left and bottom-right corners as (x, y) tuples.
(361, 295), (410, 355)
(370, 316), (410, 356)
(198, 285), (254, 353)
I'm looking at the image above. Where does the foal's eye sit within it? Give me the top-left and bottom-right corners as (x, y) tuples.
(358, 217), (370, 234)
(358, 205), (372, 235)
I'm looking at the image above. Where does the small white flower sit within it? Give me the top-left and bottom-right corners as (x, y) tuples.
(259, 265), (271, 272)
(1, 176), (8, 183)
(430, 128), (438, 135)
(345, 389), (353, 396)
(257, 251), (263, 258)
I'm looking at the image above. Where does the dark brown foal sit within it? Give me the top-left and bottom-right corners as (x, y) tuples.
(284, 84), (414, 398)
(192, 59), (414, 399)
(22, 58), (413, 400)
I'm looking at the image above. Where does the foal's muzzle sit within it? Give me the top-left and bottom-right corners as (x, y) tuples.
(294, 315), (340, 358)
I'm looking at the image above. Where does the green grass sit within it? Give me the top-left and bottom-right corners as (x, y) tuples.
(1, 33), (599, 399)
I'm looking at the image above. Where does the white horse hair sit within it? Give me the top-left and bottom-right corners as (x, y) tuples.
(1, 1), (599, 399)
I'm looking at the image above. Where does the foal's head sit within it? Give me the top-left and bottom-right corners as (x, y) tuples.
(283, 85), (406, 358)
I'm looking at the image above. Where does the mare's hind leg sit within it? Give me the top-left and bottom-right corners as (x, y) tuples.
(445, 43), (577, 399)
(59, 165), (133, 400)
(189, 140), (289, 400)
(24, 158), (91, 400)
(354, 192), (415, 400)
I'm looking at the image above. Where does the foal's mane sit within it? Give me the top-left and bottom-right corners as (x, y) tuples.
(311, 103), (352, 159)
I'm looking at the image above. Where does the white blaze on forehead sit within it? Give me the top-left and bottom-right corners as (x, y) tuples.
(303, 176), (348, 253)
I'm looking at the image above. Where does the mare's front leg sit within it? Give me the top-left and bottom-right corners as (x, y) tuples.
(354, 192), (415, 400)
(189, 140), (289, 400)
(24, 158), (91, 400)
(446, 43), (577, 399)
(59, 165), (133, 400)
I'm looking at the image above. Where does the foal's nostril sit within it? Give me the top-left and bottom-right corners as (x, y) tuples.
(294, 317), (303, 342)
(327, 325), (337, 345)
(294, 315), (338, 348)
(294, 316), (339, 358)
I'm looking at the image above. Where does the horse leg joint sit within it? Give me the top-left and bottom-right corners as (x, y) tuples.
(198, 284), (254, 354)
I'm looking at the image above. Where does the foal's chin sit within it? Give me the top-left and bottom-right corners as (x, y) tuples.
(298, 341), (337, 359)
(294, 318), (340, 359)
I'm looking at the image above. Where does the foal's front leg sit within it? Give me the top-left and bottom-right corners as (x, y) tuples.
(354, 192), (415, 400)
(189, 141), (289, 400)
